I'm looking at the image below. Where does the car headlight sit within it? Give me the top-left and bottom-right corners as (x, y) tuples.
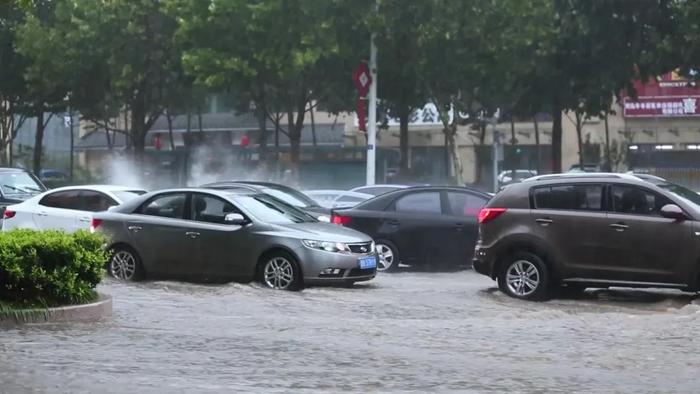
(302, 239), (350, 253)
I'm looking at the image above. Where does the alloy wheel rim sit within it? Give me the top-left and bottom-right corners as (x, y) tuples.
(264, 257), (294, 290)
(506, 260), (540, 296)
(110, 251), (136, 280)
(376, 244), (394, 271)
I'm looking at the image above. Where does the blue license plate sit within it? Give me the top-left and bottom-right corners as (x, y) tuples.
(358, 256), (377, 269)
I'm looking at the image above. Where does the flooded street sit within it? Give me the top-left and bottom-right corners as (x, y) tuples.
(2, 271), (700, 393)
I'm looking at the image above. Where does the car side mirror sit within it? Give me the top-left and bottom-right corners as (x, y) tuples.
(224, 213), (248, 225)
(660, 204), (686, 221)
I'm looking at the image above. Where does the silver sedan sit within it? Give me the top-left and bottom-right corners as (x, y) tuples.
(93, 188), (377, 290)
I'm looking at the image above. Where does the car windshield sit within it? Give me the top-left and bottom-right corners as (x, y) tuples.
(261, 187), (318, 208)
(234, 193), (317, 224)
(658, 183), (700, 209)
(0, 172), (45, 195)
(112, 190), (147, 202)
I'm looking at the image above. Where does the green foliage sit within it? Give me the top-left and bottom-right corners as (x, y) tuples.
(0, 230), (107, 307)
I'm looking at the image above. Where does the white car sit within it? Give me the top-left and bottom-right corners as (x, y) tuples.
(2, 185), (147, 232)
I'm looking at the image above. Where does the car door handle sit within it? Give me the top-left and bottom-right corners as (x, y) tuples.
(386, 220), (400, 226)
(128, 225), (142, 233)
(455, 223), (464, 231)
(37, 211), (48, 216)
(185, 231), (200, 239)
(79, 217), (91, 223)
(535, 218), (553, 226)
(609, 223), (628, 231)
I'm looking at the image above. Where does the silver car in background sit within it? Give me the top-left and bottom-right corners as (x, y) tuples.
(93, 188), (377, 290)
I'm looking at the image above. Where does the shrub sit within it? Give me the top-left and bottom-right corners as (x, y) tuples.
(0, 230), (108, 308)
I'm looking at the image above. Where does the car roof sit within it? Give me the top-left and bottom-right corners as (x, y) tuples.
(347, 185), (491, 211)
(351, 184), (409, 191)
(200, 182), (262, 190)
(46, 184), (145, 193)
(0, 167), (32, 173)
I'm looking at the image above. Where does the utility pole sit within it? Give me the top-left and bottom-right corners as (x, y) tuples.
(366, 22), (378, 186)
(491, 109), (501, 193)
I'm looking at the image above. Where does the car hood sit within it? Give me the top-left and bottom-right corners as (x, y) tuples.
(266, 222), (371, 243)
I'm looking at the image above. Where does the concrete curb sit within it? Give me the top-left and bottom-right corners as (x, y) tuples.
(0, 293), (112, 327)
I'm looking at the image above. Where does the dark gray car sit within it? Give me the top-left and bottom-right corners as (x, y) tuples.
(472, 173), (700, 300)
(94, 188), (377, 290)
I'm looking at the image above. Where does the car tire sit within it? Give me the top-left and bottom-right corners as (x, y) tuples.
(375, 240), (400, 272)
(108, 245), (144, 281)
(260, 251), (303, 291)
(498, 252), (550, 301)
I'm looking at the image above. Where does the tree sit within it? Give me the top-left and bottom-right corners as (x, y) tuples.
(0, 2), (29, 165)
(168, 0), (363, 180)
(22, 0), (184, 166)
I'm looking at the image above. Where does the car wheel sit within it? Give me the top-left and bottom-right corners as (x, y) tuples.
(261, 252), (302, 291)
(375, 240), (399, 272)
(498, 252), (550, 301)
(109, 245), (144, 281)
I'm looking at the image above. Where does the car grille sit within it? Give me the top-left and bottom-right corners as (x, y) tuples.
(348, 242), (373, 254)
(348, 268), (376, 277)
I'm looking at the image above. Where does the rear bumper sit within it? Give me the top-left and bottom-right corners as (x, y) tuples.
(472, 245), (496, 278)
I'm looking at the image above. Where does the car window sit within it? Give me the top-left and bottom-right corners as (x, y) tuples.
(394, 192), (442, 214)
(447, 192), (488, 217)
(139, 193), (186, 219)
(191, 194), (242, 224)
(80, 191), (118, 212)
(533, 184), (603, 211)
(611, 185), (672, 216)
(39, 190), (82, 210)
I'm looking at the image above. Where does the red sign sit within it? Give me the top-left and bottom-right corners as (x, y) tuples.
(352, 63), (372, 97)
(624, 70), (700, 117)
(353, 62), (372, 131)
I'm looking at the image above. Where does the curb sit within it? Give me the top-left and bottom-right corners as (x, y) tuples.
(0, 293), (112, 327)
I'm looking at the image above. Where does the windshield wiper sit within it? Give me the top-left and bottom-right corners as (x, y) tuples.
(2, 184), (31, 194)
(22, 186), (43, 193)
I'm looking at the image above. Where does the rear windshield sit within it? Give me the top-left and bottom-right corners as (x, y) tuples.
(113, 190), (147, 202)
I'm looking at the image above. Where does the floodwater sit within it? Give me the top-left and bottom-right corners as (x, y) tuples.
(2, 271), (700, 393)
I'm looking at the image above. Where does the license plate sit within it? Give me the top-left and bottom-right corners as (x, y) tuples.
(358, 256), (377, 269)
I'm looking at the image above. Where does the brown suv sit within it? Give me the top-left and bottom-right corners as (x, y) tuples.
(472, 173), (700, 300)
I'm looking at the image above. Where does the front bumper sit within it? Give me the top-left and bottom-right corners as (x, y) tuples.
(296, 248), (378, 284)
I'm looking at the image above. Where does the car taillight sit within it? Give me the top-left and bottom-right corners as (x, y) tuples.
(477, 208), (507, 224)
(90, 218), (102, 233)
(3, 210), (15, 219)
(331, 214), (352, 226)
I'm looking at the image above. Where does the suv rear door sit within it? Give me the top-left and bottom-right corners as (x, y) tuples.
(530, 183), (608, 278)
(602, 183), (691, 284)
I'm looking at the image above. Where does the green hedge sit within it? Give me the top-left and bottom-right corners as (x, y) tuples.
(0, 230), (108, 308)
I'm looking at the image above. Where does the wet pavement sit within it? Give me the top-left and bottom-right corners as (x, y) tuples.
(2, 270), (700, 393)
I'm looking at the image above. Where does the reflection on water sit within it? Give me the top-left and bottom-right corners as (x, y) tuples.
(2, 272), (700, 393)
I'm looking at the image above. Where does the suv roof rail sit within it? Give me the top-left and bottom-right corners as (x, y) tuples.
(523, 172), (665, 183)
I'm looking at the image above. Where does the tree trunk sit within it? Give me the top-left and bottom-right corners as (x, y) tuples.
(533, 116), (541, 173)
(575, 111), (584, 169)
(166, 110), (175, 150)
(447, 124), (463, 185)
(510, 118), (516, 178)
(256, 105), (267, 163)
(287, 106), (306, 183)
(399, 109), (409, 176)
(551, 106), (562, 173)
(474, 122), (487, 184)
(130, 104), (147, 167)
(604, 112), (611, 171)
(33, 111), (45, 175)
